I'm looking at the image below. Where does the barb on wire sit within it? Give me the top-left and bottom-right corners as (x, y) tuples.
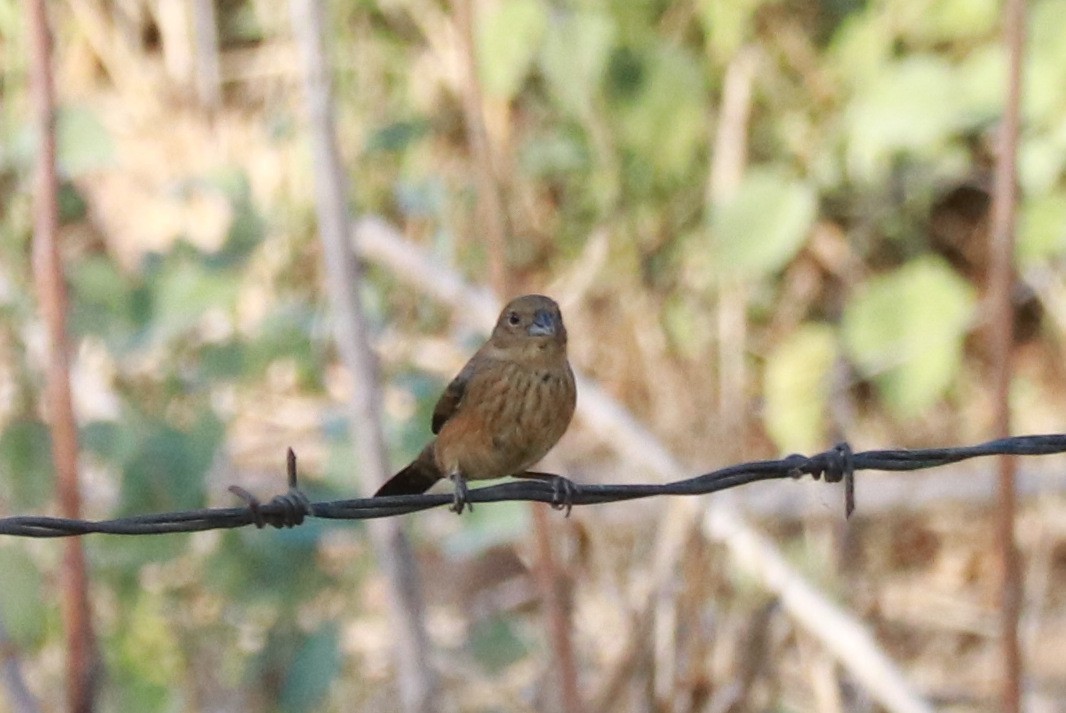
(1, 434), (1065, 539)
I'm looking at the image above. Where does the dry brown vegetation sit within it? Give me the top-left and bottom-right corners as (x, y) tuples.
(3, 0), (1066, 711)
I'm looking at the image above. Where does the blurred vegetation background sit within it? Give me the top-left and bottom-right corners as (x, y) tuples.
(2, 0), (1066, 710)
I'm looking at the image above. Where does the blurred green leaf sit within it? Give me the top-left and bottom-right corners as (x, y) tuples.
(0, 419), (55, 509)
(82, 420), (139, 466)
(469, 615), (530, 674)
(956, 46), (1007, 121)
(217, 202), (263, 268)
(662, 294), (713, 357)
(613, 45), (707, 184)
(394, 178), (447, 219)
(0, 546), (47, 647)
(69, 255), (137, 340)
(201, 169), (264, 267)
(519, 128), (590, 177)
(120, 414), (221, 514)
(147, 257), (241, 344)
(764, 324), (838, 452)
(710, 168), (816, 278)
(540, 11), (616, 117)
(1019, 132), (1066, 195)
(829, 10), (892, 88)
(1025, 0), (1066, 125)
(846, 55), (966, 179)
(1018, 191), (1066, 265)
(57, 105), (115, 176)
(58, 180), (88, 223)
(199, 340), (247, 380)
(244, 299), (323, 388)
(841, 258), (976, 416)
(478, 0), (547, 99)
(698, 0), (761, 61)
(114, 593), (184, 687)
(365, 119), (430, 154)
(910, 0), (997, 43)
(105, 595), (180, 713)
(279, 625), (340, 713)
(206, 524), (333, 604)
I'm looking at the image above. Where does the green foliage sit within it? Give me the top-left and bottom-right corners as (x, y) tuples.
(4, 104), (114, 177)
(540, 10), (615, 118)
(1019, 191), (1066, 264)
(119, 413), (220, 513)
(699, 0), (761, 61)
(613, 44), (708, 188)
(905, 0), (998, 44)
(69, 255), (141, 343)
(5, 0), (1066, 706)
(278, 625), (341, 713)
(0, 418), (55, 509)
(105, 591), (185, 713)
(764, 324), (839, 452)
(468, 615), (531, 674)
(842, 258), (976, 417)
(206, 526), (334, 605)
(845, 56), (970, 181)
(57, 106), (115, 176)
(365, 119), (431, 154)
(0, 545), (47, 647)
(477, 0), (547, 100)
(709, 168), (817, 279)
(147, 256), (241, 344)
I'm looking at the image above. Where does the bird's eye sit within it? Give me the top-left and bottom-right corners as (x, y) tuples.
(507, 311), (521, 326)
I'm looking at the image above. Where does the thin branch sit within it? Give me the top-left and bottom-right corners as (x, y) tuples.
(989, 0), (1027, 710)
(288, 2), (437, 711)
(708, 46), (758, 466)
(191, 0), (222, 112)
(0, 619), (41, 713)
(26, 1), (97, 710)
(450, 0), (509, 292)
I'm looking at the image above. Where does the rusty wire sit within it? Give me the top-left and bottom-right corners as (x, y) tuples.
(1, 434), (1065, 538)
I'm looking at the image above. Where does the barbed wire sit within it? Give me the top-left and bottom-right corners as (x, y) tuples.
(1, 434), (1065, 538)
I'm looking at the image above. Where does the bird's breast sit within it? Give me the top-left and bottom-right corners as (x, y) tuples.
(434, 360), (576, 480)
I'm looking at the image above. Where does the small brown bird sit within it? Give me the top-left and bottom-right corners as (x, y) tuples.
(375, 294), (577, 513)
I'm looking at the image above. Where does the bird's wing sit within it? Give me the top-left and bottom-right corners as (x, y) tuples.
(431, 355), (480, 434)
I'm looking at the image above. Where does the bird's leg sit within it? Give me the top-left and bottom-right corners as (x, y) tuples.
(514, 471), (578, 517)
(449, 470), (472, 514)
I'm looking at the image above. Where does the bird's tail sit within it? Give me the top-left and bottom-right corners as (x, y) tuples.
(374, 444), (442, 497)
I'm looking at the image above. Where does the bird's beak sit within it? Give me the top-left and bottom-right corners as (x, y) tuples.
(528, 309), (558, 337)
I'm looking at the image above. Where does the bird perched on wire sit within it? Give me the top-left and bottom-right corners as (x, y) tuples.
(374, 294), (578, 514)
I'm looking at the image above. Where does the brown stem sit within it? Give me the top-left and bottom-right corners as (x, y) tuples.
(450, 2), (580, 710)
(289, 1), (437, 711)
(450, 0), (509, 292)
(709, 48), (757, 465)
(988, 0), (1027, 710)
(26, 2), (97, 711)
(191, 0), (222, 112)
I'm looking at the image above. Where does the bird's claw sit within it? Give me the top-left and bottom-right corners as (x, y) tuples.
(449, 472), (472, 514)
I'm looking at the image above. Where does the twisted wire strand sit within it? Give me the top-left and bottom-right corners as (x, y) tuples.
(1, 434), (1064, 538)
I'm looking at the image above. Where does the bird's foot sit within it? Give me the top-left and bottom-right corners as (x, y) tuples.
(516, 471), (578, 517)
(449, 472), (472, 514)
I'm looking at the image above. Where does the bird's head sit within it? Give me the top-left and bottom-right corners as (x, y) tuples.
(490, 294), (568, 355)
